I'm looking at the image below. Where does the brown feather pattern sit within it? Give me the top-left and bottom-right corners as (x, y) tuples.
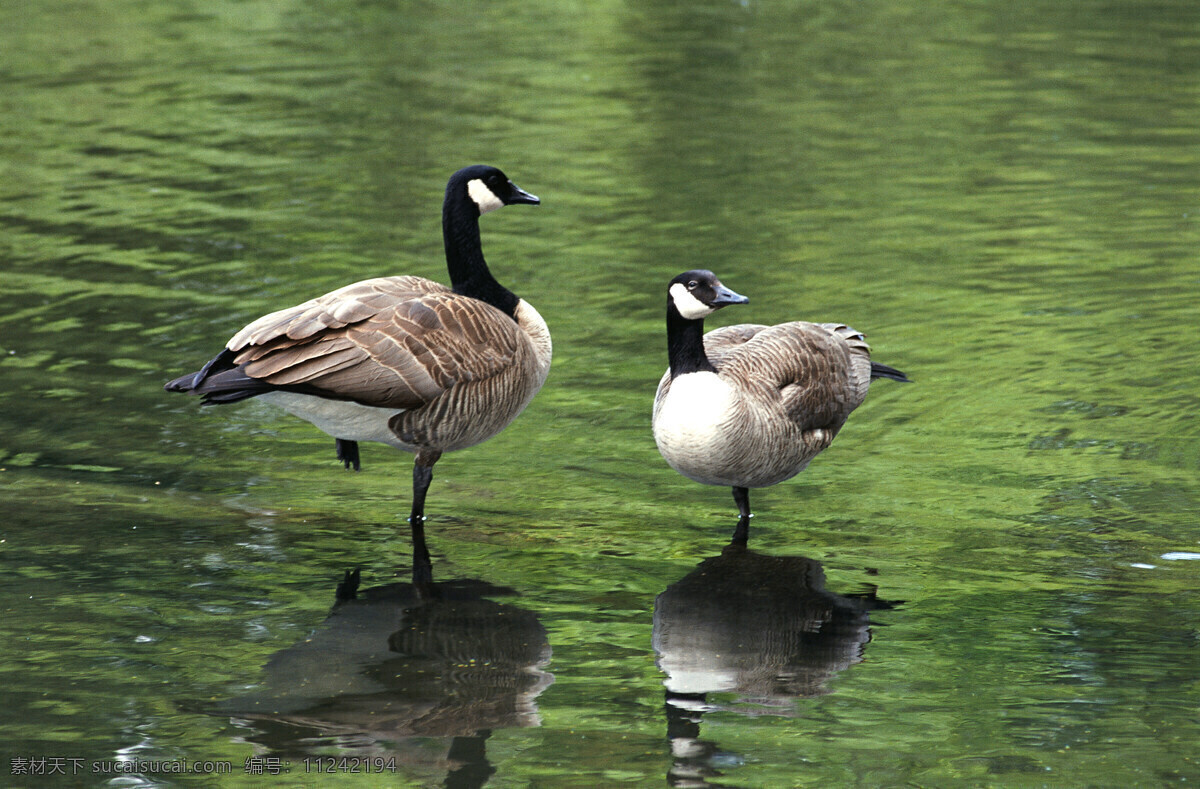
(654, 321), (877, 489)
(225, 276), (550, 451)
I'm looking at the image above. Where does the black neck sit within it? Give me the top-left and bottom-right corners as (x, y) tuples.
(666, 300), (717, 376)
(443, 187), (519, 319)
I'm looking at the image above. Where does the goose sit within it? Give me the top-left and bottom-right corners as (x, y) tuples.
(652, 269), (908, 542)
(165, 165), (551, 582)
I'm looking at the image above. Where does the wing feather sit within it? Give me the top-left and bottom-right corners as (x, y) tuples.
(228, 277), (452, 348)
(227, 276), (526, 409)
(717, 322), (872, 432)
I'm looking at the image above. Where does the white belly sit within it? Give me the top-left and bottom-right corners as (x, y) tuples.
(258, 392), (411, 450)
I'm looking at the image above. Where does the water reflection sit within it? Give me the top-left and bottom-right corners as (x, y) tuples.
(653, 543), (895, 787)
(216, 568), (552, 788)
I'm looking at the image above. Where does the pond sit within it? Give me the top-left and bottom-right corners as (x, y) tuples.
(2, 0), (1199, 786)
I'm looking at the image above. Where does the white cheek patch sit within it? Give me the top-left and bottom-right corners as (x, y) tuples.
(670, 283), (715, 320)
(467, 178), (505, 214)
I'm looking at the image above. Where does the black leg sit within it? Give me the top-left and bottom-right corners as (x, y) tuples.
(410, 450), (442, 586)
(443, 731), (495, 789)
(409, 453), (438, 523)
(335, 568), (361, 601)
(411, 529), (433, 587)
(731, 487), (751, 545)
(336, 439), (360, 471)
(731, 516), (750, 546)
(733, 486), (751, 519)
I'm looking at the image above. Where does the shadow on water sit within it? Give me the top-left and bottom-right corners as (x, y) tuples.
(212, 565), (552, 788)
(653, 540), (898, 787)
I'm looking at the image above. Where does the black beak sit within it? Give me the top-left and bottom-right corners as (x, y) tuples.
(711, 283), (749, 307)
(507, 181), (540, 206)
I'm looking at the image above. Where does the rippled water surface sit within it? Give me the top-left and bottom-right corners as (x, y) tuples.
(3, 1), (1200, 786)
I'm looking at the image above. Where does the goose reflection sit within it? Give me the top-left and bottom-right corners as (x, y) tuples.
(216, 568), (552, 788)
(653, 541), (896, 786)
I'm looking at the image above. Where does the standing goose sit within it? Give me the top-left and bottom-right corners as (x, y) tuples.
(165, 165), (551, 582)
(652, 269), (908, 542)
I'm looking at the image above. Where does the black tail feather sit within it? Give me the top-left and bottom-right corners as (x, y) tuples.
(197, 387), (273, 405)
(163, 371), (201, 393)
(163, 348), (276, 404)
(870, 361), (911, 383)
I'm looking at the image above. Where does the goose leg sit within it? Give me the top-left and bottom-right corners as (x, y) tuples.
(444, 731), (495, 788)
(409, 449), (442, 585)
(731, 487), (751, 545)
(336, 439), (361, 471)
(335, 568), (361, 601)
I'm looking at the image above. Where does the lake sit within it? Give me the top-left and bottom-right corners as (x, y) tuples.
(2, 0), (1199, 786)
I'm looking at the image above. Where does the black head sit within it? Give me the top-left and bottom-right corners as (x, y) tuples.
(449, 165), (540, 215)
(667, 269), (749, 320)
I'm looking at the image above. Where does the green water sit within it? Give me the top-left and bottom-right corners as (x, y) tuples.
(3, 0), (1200, 786)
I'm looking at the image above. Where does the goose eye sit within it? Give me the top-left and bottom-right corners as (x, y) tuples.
(687, 281), (698, 289)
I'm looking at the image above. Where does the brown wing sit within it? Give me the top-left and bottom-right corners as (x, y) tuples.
(701, 324), (770, 367)
(718, 322), (873, 432)
(228, 276), (449, 347)
(226, 276), (527, 409)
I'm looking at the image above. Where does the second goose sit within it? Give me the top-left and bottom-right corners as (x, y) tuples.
(652, 270), (908, 542)
(165, 165), (551, 582)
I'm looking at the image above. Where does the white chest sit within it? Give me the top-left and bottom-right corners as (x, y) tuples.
(654, 372), (737, 451)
